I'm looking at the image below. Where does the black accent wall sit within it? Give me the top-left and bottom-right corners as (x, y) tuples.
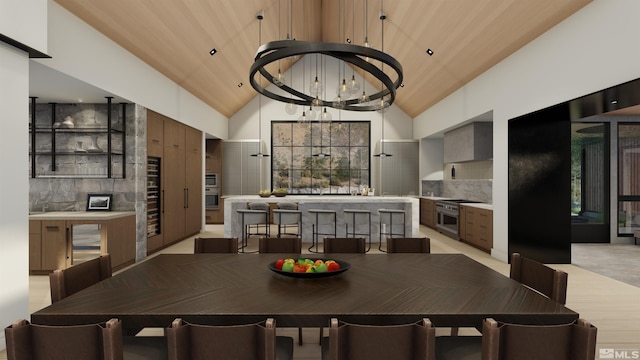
(508, 104), (572, 264)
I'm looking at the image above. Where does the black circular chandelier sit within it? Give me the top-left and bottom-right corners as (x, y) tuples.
(249, 39), (403, 112)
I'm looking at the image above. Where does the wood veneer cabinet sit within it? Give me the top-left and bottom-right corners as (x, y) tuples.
(460, 205), (493, 253)
(146, 111), (203, 253)
(419, 198), (436, 229)
(28, 214), (136, 274)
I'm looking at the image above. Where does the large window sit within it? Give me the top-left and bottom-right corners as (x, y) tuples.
(618, 123), (640, 236)
(271, 121), (370, 195)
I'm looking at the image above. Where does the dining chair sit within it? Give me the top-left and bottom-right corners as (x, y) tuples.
(323, 237), (367, 254)
(237, 202), (271, 253)
(510, 252), (568, 305)
(166, 318), (294, 360)
(258, 237), (302, 254)
(4, 318), (168, 360)
(386, 237), (431, 253)
(49, 253), (112, 303)
(435, 317), (597, 360)
(272, 202), (302, 238)
(321, 318), (436, 360)
(194, 237), (239, 253)
(258, 236), (303, 345)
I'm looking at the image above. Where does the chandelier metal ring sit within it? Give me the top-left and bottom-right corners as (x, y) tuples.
(249, 40), (403, 112)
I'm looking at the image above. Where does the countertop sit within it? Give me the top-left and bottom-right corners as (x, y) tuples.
(419, 196), (493, 210)
(224, 195), (418, 203)
(29, 211), (136, 221)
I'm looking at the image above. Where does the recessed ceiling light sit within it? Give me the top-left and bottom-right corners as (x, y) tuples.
(209, 48), (217, 56)
(237, 82), (243, 88)
(611, 100), (618, 104)
(426, 48), (434, 56)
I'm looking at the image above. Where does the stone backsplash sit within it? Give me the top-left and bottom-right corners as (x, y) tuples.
(422, 179), (492, 203)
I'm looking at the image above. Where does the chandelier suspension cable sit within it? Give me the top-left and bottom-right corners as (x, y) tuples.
(374, 0), (391, 158)
(252, 10), (269, 158)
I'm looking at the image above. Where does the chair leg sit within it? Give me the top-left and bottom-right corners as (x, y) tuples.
(298, 327), (303, 345)
(319, 326), (323, 345)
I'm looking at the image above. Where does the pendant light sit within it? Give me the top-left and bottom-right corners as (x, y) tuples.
(251, 11), (269, 158)
(284, 0), (297, 115)
(374, 3), (391, 158)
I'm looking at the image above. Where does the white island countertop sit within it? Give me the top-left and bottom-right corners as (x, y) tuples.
(224, 195), (419, 246)
(29, 211), (136, 221)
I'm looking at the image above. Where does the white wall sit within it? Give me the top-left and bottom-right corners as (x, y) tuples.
(0, 0), (48, 53)
(0, 30), (41, 356)
(38, 1), (228, 139)
(413, 0), (640, 261)
(229, 55), (414, 190)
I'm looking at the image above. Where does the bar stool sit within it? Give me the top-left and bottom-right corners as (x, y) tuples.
(236, 202), (270, 253)
(272, 202), (302, 238)
(378, 208), (406, 252)
(308, 209), (337, 253)
(343, 209), (372, 252)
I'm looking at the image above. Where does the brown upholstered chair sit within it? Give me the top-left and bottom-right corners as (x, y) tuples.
(194, 237), (239, 253)
(259, 237), (302, 254)
(435, 318), (597, 360)
(166, 318), (293, 360)
(510, 252), (568, 305)
(321, 318), (436, 360)
(323, 237), (366, 254)
(386, 237), (431, 253)
(49, 254), (112, 303)
(4, 318), (168, 360)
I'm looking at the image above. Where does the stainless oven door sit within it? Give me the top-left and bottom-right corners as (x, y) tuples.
(205, 186), (219, 210)
(436, 204), (459, 236)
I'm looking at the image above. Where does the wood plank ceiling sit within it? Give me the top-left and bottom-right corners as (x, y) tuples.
(53, 0), (592, 118)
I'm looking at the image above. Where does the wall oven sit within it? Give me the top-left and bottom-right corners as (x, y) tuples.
(205, 186), (219, 210)
(205, 173), (218, 187)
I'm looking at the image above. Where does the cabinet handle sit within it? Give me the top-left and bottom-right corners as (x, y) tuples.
(152, 139), (160, 143)
(184, 188), (188, 208)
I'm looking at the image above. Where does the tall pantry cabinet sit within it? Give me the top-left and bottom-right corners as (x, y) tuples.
(146, 110), (202, 254)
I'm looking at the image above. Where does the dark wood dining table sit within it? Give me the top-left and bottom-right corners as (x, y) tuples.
(31, 253), (578, 333)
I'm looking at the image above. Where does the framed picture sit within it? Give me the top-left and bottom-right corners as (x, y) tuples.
(87, 194), (112, 211)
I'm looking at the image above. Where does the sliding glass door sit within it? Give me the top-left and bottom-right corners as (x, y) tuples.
(617, 123), (640, 236)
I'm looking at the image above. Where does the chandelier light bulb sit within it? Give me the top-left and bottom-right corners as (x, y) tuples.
(297, 111), (308, 123)
(376, 98), (390, 112)
(321, 108), (332, 121)
(337, 79), (350, 97)
(309, 77), (323, 96)
(311, 97), (322, 113)
(307, 106), (317, 120)
(348, 75), (361, 94)
(285, 101), (297, 115)
(358, 91), (371, 104)
(332, 95), (346, 109)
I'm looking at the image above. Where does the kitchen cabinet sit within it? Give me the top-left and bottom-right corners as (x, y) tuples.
(377, 140), (419, 196)
(205, 139), (223, 224)
(146, 111), (202, 253)
(29, 213), (136, 274)
(420, 198), (436, 229)
(222, 140), (261, 195)
(29, 97), (126, 178)
(459, 205), (493, 252)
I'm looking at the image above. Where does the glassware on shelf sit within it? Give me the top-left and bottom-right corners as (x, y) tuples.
(61, 116), (75, 128)
(74, 141), (87, 153)
(87, 135), (103, 153)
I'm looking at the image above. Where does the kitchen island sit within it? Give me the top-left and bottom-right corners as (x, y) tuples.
(224, 195), (419, 247)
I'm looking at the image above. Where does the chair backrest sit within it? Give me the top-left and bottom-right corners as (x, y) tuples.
(4, 318), (123, 360)
(248, 202), (270, 212)
(258, 237), (302, 254)
(167, 318), (277, 360)
(323, 237), (366, 254)
(326, 318), (436, 360)
(194, 237), (239, 253)
(387, 237), (431, 253)
(481, 318), (597, 360)
(509, 252), (568, 304)
(277, 202), (298, 210)
(49, 254), (112, 303)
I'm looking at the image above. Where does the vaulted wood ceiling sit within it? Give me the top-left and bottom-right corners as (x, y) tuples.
(53, 0), (592, 118)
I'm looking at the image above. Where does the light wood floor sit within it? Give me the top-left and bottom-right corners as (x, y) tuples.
(3, 225), (639, 359)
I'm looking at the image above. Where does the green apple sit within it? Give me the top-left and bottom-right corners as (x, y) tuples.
(282, 262), (294, 272)
(314, 263), (328, 273)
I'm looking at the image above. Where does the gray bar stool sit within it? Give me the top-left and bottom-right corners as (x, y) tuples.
(308, 209), (337, 253)
(272, 202), (302, 238)
(378, 208), (406, 252)
(236, 202), (270, 253)
(343, 209), (372, 252)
